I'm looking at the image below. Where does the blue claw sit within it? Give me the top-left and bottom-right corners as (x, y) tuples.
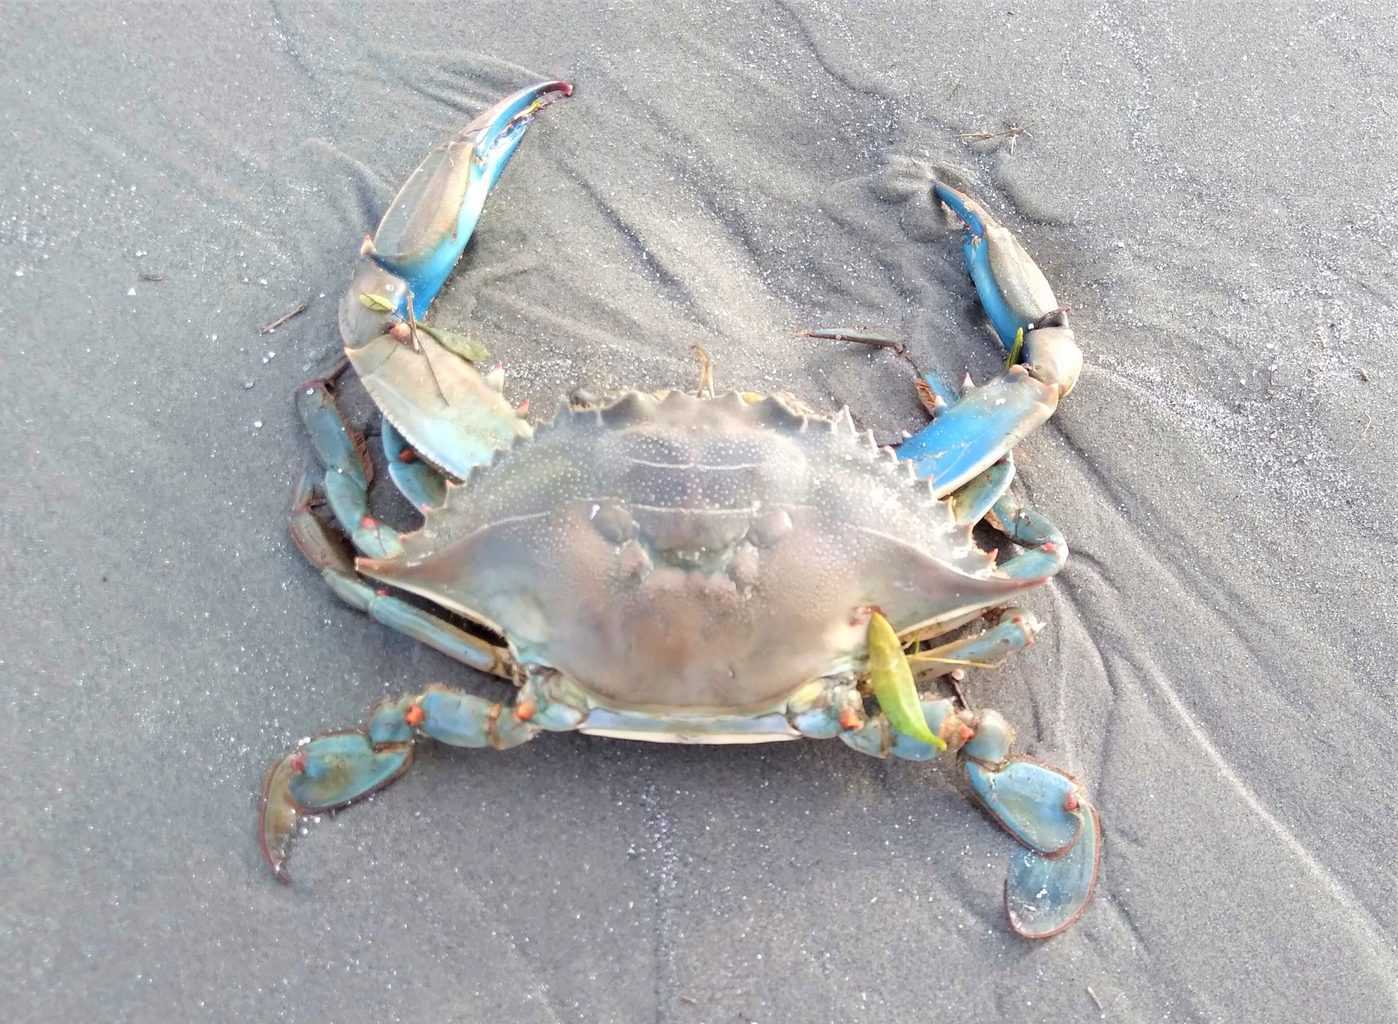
(933, 182), (1029, 351)
(896, 182), (1082, 495)
(287, 732), (414, 812)
(1006, 799), (1102, 939)
(361, 80), (573, 318)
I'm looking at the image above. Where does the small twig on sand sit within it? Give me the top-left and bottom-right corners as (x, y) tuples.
(959, 123), (1032, 153)
(1087, 986), (1104, 1014)
(798, 328), (906, 354)
(405, 292), (449, 407)
(797, 327), (930, 385)
(258, 300), (309, 334)
(138, 272), (167, 283)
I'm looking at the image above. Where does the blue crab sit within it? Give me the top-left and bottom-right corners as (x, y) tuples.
(259, 81), (1101, 939)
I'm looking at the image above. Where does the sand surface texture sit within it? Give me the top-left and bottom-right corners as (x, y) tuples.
(4, 4), (1395, 1022)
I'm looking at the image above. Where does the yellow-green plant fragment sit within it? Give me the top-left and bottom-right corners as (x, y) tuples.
(867, 611), (946, 751)
(357, 292), (396, 313)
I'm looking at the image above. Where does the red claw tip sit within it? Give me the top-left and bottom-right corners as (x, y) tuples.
(288, 751), (308, 775)
(399, 448), (417, 463)
(403, 705), (425, 728)
(838, 707), (862, 731)
(558, 82), (574, 97)
(360, 515), (378, 529)
(514, 699), (537, 722)
(1064, 792), (1080, 813)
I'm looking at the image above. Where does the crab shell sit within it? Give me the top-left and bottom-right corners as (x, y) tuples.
(358, 387), (1045, 741)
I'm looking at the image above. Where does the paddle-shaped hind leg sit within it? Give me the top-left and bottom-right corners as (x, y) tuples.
(959, 711), (1102, 939)
(839, 622), (1102, 938)
(836, 697), (1101, 937)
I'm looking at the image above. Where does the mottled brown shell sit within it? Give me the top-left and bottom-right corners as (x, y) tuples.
(360, 390), (1038, 711)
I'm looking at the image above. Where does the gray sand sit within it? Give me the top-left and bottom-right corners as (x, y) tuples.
(3, 3), (1396, 1022)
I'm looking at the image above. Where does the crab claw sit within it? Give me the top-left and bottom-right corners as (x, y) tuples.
(257, 732), (414, 881)
(932, 182), (1081, 398)
(344, 326), (532, 479)
(340, 79), (573, 342)
(896, 183), (1084, 494)
(336, 80), (571, 479)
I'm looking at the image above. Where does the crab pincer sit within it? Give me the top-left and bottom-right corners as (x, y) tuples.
(258, 731), (414, 882)
(896, 182), (1083, 496)
(338, 80), (573, 481)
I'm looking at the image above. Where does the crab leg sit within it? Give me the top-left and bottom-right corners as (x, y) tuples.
(288, 467), (512, 679)
(829, 614), (1100, 937)
(335, 80), (572, 481)
(896, 183), (1082, 497)
(381, 419), (447, 512)
(838, 700), (1101, 938)
(959, 711), (1102, 939)
(295, 375), (403, 560)
(948, 457), (1015, 527)
(986, 490), (1068, 582)
(260, 673), (586, 880)
(907, 607), (1042, 680)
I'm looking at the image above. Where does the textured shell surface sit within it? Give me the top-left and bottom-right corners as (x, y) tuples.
(360, 390), (1032, 712)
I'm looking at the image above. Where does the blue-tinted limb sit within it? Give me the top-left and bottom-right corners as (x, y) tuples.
(382, 419), (447, 512)
(835, 693), (1103, 938)
(896, 182), (1082, 496)
(360, 80), (573, 318)
(987, 490), (1068, 583)
(287, 466), (511, 680)
(830, 617), (1101, 937)
(907, 607), (1041, 678)
(259, 672), (589, 881)
(959, 709), (1102, 939)
(949, 457), (1016, 526)
(294, 377), (402, 560)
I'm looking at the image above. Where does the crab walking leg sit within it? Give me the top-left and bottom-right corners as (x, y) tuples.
(335, 81), (572, 481)
(906, 607), (1043, 680)
(381, 419), (448, 512)
(288, 467), (512, 679)
(986, 490), (1068, 583)
(260, 675), (586, 880)
(897, 182), (1082, 497)
(295, 375), (404, 560)
(948, 457), (1015, 527)
(832, 688), (1101, 937)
